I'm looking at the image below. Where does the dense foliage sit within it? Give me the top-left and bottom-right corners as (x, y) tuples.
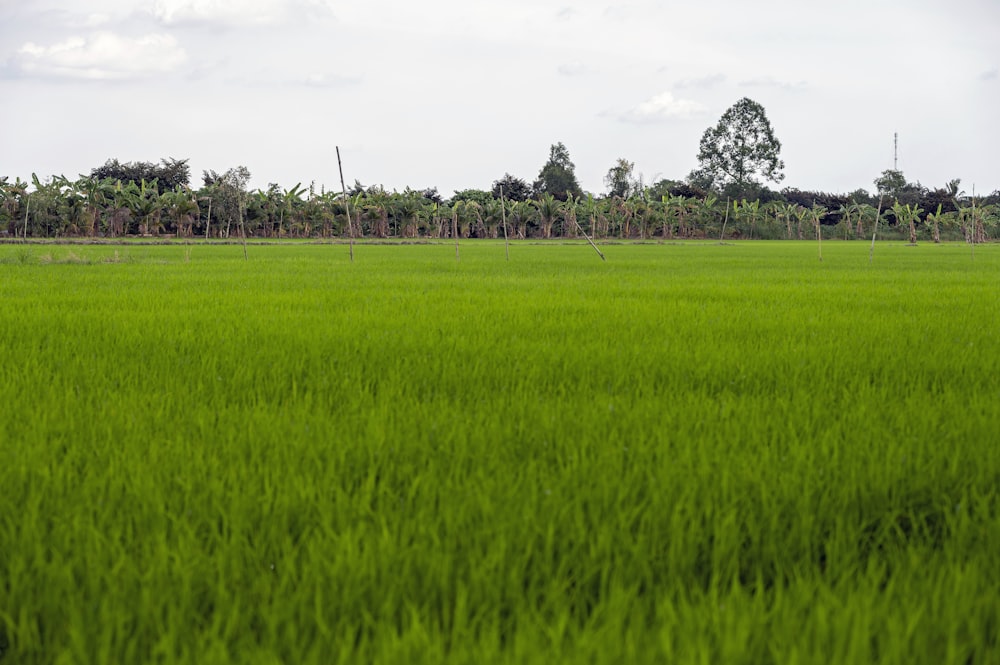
(1, 242), (998, 663)
(2, 170), (997, 243)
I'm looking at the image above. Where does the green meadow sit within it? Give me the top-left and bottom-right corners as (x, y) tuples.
(0, 241), (998, 664)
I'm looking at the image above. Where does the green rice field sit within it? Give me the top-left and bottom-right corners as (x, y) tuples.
(1, 241), (998, 664)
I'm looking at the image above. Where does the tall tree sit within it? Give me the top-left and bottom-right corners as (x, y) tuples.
(202, 166), (250, 238)
(533, 142), (583, 202)
(696, 98), (784, 199)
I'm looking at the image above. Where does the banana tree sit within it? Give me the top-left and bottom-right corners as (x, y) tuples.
(75, 176), (115, 236)
(665, 194), (692, 238)
(925, 204), (944, 244)
(693, 195), (720, 238)
(1, 177), (30, 236)
(123, 179), (163, 235)
(794, 205), (811, 240)
(737, 198), (762, 239)
(279, 183), (306, 237)
(892, 201), (923, 245)
(52, 175), (87, 236)
(167, 187), (200, 237)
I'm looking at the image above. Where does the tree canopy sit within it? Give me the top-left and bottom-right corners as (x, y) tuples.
(91, 157), (191, 193)
(492, 174), (532, 202)
(696, 98), (784, 199)
(533, 142), (583, 202)
(605, 158), (636, 199)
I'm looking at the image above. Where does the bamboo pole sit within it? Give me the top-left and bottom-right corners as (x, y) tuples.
(869, 195), (884, 264)
(970, 185), (976, 262)
(336, 146), (354, 263)
(239, 197), (248, 261)
(816, 210), (823, 262)
(204, 197), (212, 242)
(572, 213), (606, 261)
(499, 185), (509, 262)
(719, 197), (730, 241)
(22, 194), (30, 241)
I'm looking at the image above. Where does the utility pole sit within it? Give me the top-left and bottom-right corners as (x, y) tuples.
(893, 132), (898, 171)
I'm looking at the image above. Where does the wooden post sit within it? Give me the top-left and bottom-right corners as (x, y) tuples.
(336, 146), (354, 262)
(453, 207), (460, 261)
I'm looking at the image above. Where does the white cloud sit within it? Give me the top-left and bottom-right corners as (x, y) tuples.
(980, 67), (998, 82)
(68, 13), (114, 28)
(149, 0), (333, 26)
(613, 91), (706, 124)
(13, 32), (187, 80)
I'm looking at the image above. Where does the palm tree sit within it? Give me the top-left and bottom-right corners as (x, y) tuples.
(458, 200), (484, 238)
(363, 189), (390, 238)
(481, 198), (505, 239)
(508, 200), (535, 239)
(536, 194), (561, 239)
(395, 193), (424, 238)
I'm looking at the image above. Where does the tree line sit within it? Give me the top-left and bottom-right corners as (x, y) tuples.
(2, 99), (998, 242)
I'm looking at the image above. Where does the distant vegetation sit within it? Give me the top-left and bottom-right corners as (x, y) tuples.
(2, 98), (997, 242)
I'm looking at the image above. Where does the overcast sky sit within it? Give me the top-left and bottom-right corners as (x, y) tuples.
(2, 0), (998, 197)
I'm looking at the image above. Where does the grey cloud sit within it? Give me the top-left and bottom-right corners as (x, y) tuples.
(979, 67), (998, 81)
(738, 76), (806, 91)
(149, 0), (334, 28)
(675, 74), (726, 90)
(557, 62), (588, 77)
